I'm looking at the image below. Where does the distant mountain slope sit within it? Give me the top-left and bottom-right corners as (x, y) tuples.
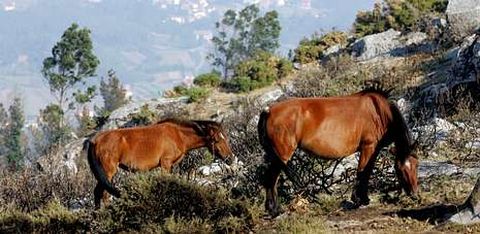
(0, 0), (374, 117)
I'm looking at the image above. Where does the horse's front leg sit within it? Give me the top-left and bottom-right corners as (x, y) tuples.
(352, 143), (379, 207)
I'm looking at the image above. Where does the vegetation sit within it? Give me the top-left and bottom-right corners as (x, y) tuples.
(5, 97), (25, 171)
(208, 4), (281, 80)
(228, 51), (293, 92)
(293, 31), (348, 64)
(353, 0), (448, 37)
(172, 85), (210, 103)
(193, 70), (222, 88)
(40, 23), (99, 147)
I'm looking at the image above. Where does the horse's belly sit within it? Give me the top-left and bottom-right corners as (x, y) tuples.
(300, 135), (359, 159)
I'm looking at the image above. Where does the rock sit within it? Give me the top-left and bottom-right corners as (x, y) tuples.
(446, 0), (480, 39)
(351, 29), (432, 61)
(417, 160), (461, 179)
(413, 118), (456, 142)
(198, 161), (235, 176)
(450, 34), (480, 84)
(352, 29), (402, 61)
(36, 138), (85, 174)
(102, 97), (188, 129)
(255, 88), (284, 107)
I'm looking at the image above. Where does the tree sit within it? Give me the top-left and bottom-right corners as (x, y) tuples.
(0, 104), (8, 157)
(208, 4), (281, 79)
(41, 23), (100, 126)
(5, 97), (25, 170)
(99, 69), (129, 114)
(36, 104), (71, 154)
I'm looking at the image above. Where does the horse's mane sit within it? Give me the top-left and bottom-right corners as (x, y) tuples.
(155, 118), (220, 136)
(358, 81), (393, 99)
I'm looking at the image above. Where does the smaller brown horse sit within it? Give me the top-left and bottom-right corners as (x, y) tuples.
(85, 118), (233, 208)
(258, 87), (419, 217)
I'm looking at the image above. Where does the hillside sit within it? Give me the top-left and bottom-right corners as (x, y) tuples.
(1, 0), (480, 233)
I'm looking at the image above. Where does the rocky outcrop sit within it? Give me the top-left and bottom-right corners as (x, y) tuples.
(36, 138), (86, 174)
(351, 29), (433, 61)
(446, 0), (480, 39)
(102, 97), (188, 130)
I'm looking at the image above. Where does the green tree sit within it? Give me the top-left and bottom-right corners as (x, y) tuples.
(5, 97), (25, 170)
(99, 69), (130, 114)
(36, 104), (71, 154)
(0, 104), (8, 157)
(208, 4), (281, 79)
(41, 23), (100, 125)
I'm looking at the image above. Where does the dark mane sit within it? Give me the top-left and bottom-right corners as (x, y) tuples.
(358, 81), (393, 98)
(156, 118), (220, 136)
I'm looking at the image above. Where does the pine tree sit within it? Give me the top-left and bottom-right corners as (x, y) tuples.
(5, 97), (25, 170)
(99, 69), (130, 114)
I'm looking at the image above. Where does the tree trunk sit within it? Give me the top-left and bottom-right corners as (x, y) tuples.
(448, 176), (480, 224)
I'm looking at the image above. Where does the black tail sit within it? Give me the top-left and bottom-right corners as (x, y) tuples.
(257, 107), (303, 188)
(85, 139), (121, 198)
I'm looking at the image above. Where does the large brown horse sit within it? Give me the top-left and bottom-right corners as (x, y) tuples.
(85, 118), (233, 208)
(258, 87), (419, 216)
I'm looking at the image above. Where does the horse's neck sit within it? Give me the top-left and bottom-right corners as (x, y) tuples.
(179, 126), (207, 151)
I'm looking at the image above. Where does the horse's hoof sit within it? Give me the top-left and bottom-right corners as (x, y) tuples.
(341, 200), (360, 210)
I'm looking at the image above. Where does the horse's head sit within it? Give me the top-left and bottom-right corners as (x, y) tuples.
(390, 147), (419, 198)
(204, 122), (234, 164)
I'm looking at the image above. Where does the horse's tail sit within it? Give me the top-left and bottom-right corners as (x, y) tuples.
(257, 107), (302, 188)
(85, 139), (121, 198)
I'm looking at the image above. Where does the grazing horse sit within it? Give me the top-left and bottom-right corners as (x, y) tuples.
(85, 118), (233, 208)
(258, 87), (419, 217)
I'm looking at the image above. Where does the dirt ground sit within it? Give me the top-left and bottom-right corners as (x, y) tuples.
(255, 175), (480, 233)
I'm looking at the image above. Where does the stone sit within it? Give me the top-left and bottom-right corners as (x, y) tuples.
(351, 29), (432, 61)
(446, 0), (480, 39)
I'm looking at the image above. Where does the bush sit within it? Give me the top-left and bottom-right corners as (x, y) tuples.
(193, 71), (221, 87)
(0, 200), (91, 233)
(96, 171), (254, 233)
(171, 85), (210, 103)
(353, 0), (448, 37)
(228, 51), (293, 92)
(293, 31), (348, 64)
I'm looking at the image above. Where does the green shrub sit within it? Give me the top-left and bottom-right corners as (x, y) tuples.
(293, 31), (348, 64)
(353, 0), (448, 37)
(171, 85), (210, 103)
(229, 51), (293, 92)
(0, 200), (91, 233)
(127, 104), (158, 126)
(193, 71), (221, 87)
(96, 171), (253, 233)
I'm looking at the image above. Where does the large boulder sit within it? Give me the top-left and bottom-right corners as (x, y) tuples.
(351, 29), (433, 61)
(446, 0), (480, 39)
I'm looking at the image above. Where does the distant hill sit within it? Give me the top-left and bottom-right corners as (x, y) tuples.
(0, 0), (375, 117)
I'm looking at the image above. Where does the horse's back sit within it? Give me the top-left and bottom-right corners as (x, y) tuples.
(266, 94), (390, 158)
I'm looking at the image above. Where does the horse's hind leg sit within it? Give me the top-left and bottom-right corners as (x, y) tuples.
(352, 143), (380, 207)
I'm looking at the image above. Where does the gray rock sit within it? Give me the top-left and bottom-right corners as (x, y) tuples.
(418, 160), (461, 179)
(352, 29), (402, 61)
(36, 138), (85, 174)
(351, 29), (432, 61)
(102, 97), (188, 130)
(446, 0), (480, 39)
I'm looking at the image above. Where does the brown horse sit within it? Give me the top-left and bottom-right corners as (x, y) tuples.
(258, 87), (419, 216)
(85, 118), (233, 208)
